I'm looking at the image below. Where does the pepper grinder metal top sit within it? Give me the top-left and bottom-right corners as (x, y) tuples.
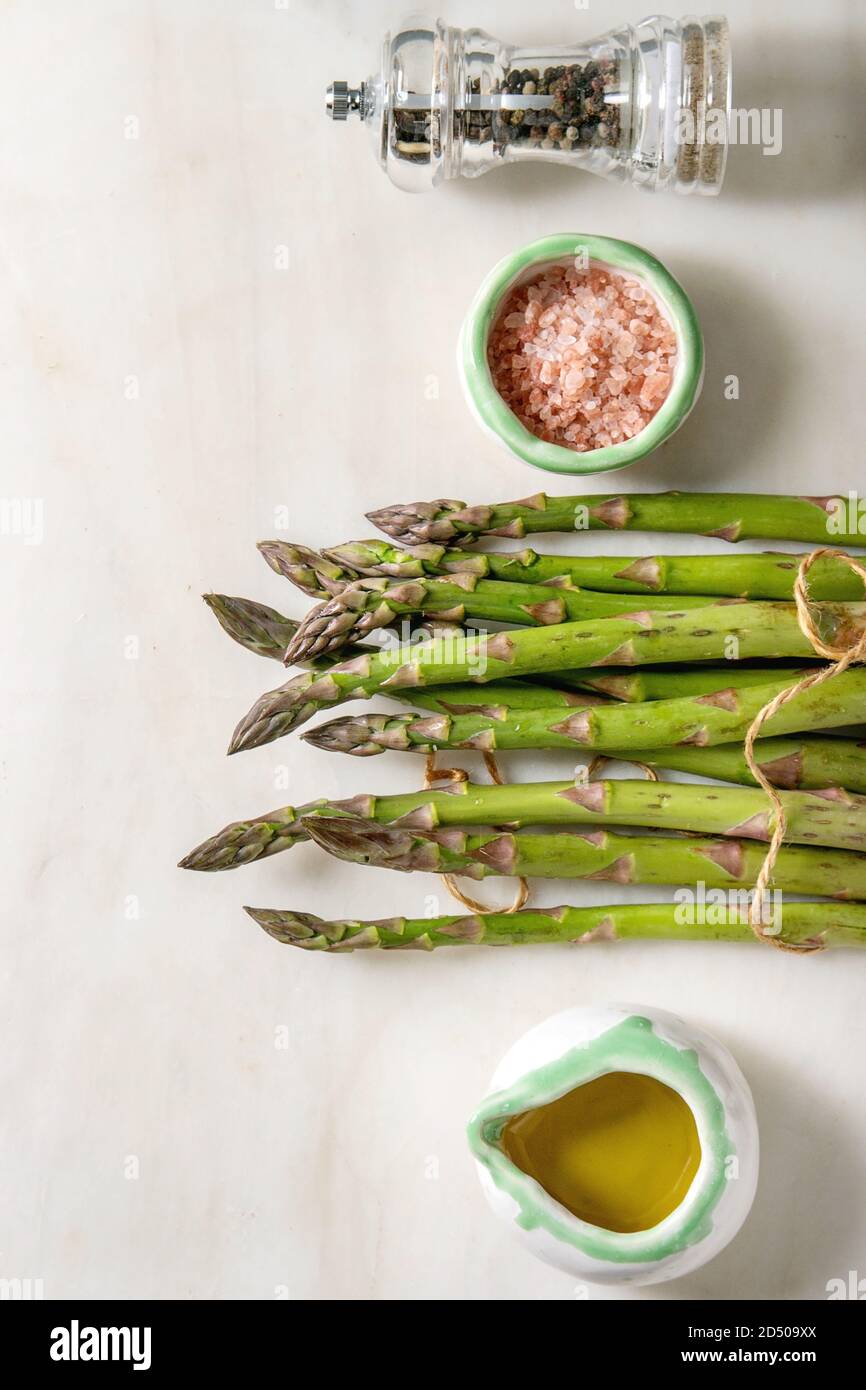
(325, 81), (364, 121)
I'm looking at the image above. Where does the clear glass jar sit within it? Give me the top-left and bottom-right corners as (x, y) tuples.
(326, 13), (731, 196)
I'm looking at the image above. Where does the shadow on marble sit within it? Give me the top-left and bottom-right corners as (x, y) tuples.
(638, 1041), (860, 1301)
(637, 254), (791, 493)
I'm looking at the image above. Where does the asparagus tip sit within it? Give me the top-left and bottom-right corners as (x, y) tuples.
(256, 538), (295, 560)
(178, 840), (231, 870)
(302, 814), (429, 871)
(227, 692), (284, 752)
(301, 814), (382, 862)
(256, 539), (345, 599)
(178, 838), (222, 871)
(244, 905), (328, 948)
(227, 713), (255, 752)
(366, 499), (469, 545)
(202, 592), (230, 619)
(301, 716), (387, 755)
(226, 715), (260, 752)
(283, 629), (307, 666)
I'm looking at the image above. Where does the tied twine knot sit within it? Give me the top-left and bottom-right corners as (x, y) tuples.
(746, 548), (866, 952)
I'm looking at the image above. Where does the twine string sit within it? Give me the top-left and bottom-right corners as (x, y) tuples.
(585, 754), (660, 784)
(423, 752), (529, 915)
(745, 548), (866, 952)
(423, 749), (660, 916)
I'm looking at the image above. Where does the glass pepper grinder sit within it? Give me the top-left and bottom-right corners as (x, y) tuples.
(326, 13), (731, 196)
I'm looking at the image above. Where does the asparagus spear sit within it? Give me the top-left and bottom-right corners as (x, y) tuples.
(192, 776), (866, 854)
(367, 490), (863, 548)
(302, 815), (866, 898)
(303, 668), (866, 758)
(205, 593), (814, 705)
(204, 594), (596, 714)
(228, 602), (866, 751)
(245, 900), (866, 951)
(285, 574), (716, 664)
(327, 540), (866, 602)
(180, 739), (866, 867)
(623, 737), (866, 792)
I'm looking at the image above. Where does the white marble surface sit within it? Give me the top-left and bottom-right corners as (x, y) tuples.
(2, 0), (865, 1301)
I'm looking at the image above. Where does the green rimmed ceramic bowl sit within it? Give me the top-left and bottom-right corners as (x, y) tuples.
(468, 1005), (758, 1286)
(458, 233), (703, 476)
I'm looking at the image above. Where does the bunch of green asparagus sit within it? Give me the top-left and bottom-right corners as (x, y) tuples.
(182, 489), (866, 953)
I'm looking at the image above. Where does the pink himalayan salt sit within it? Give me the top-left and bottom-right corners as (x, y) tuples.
(487, 259), (678, 452)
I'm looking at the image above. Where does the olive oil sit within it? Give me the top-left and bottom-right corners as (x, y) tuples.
(500, 1070), (701, 1233)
